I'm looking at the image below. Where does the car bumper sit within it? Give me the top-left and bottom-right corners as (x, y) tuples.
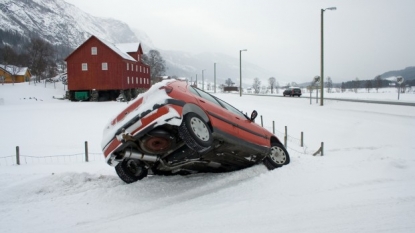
(102, 100), (185, 165)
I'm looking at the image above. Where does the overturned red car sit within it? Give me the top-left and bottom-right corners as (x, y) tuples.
(101, 80), (290, 183)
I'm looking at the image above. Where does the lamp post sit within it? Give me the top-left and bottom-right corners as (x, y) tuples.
(214, 63), (216, 93)
(320, 7), (336, 106)
(239, 49), (247, 97)
(202, 69), (205, 91)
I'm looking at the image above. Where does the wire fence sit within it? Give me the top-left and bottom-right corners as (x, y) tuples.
(0, 152), (104, 166)
(0, 121), (323, 166)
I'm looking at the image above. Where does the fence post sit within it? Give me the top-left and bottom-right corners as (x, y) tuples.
(321, 142), (324, 156)
(272, 121), (275, 134)
(260, 115), (263, 127)
(85, 141), (89, 162)
(284, 126), (287, 147)
(16, 146), (20, 165)
(301, 132), (304, 147)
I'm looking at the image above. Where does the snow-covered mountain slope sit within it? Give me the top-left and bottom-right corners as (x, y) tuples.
(0, 0), (280, 85)
(0, 0), (138, 47)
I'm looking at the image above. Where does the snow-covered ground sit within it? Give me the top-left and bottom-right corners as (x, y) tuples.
(1, 82), (414, 233)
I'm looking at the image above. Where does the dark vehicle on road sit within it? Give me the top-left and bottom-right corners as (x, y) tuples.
(283, 87), (302, 97)
(101, 80), (290, 183)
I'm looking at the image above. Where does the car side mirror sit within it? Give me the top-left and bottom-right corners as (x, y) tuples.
(250, 110), (258, 122)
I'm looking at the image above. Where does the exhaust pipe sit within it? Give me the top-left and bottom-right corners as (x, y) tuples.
(126, 149), (159, 162)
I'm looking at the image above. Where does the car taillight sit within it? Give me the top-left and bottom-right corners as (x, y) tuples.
(159, 86), (173, 93)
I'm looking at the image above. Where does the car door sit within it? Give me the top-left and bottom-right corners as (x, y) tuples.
(215, 98), (269, 147)
(188, 87), (239, 137)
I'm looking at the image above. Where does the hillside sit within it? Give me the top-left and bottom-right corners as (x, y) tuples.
(0, 0), (276, 86)
(0, 0), (137, 48)
(380, 66), (415, 81)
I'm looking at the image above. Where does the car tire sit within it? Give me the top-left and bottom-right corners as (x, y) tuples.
(179, 113), (213, 152)
(115, 159), (148, 184)
(263, 143), (290, 170)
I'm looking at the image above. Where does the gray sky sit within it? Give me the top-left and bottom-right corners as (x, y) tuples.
(65, 0), (415, 83)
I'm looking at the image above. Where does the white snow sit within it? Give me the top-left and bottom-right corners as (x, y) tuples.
(0, 81), (414, 233)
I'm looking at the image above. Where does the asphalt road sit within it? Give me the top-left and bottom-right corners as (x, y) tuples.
(245, 94), (415, 107)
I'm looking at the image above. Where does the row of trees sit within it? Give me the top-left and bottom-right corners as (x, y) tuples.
(0, 37), (64, 82)
(340, 76), (415, 93)
(220, 75), (414, 95)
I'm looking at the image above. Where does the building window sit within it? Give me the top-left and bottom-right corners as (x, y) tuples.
(127, 63), (129, 70)
(82, 63), (88, 71)
(136, 77), (138, 84)
(136, 65), (138, 72)
(140, 66), (142, 72)
(102, 63), (108, 70)
(140, 78), (142, 84)
(91, 47), (97, 55)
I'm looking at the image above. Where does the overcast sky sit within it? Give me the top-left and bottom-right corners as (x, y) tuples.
(65, 0), (414, 83)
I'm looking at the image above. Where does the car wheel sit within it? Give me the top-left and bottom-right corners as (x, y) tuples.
(115, 159), (148, 184)
(179, 113), (213, 152)
(263, 143), (290, 170)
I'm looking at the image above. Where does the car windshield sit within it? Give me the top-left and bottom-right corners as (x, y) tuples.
(189, 86), (249, 119)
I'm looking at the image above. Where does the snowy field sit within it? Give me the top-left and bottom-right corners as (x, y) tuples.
(0, 82), (414, 233)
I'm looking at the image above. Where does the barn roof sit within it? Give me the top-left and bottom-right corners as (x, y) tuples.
(115, 43), (140, 53)
(96, 37), (136, 62)
(65, 35), (139, 62)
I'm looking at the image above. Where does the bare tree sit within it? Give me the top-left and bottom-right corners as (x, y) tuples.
(275, 81), (280, 94)
(225, 78), (234, 86)
(26, 37), (55, 82)
(142, 50), (166, 84)
(365, 80), (373, 92)
(326, 77), (333, 93)
(353, 77), (359, 93)
(341, 82), (346, 93)
(268, 77), (276, 94)
(252, 77), (261, 94)
(374, 75), (382, 92)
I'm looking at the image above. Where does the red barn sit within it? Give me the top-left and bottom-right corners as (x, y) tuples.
(65, 35), (151, 101)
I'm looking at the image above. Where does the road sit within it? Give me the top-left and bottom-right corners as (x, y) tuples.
(245, 94), (415, 107)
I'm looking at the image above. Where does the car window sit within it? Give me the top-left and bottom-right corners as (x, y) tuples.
(190, 86), (223, 108)
(189, 86), (248, 119)
(215, 98), (247, 119)
(188, 85), (200, 97)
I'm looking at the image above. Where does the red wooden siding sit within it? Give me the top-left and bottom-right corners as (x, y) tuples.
(65, 36), (151, 91)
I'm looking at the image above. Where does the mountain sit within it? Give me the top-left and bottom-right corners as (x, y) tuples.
(379, 66), (415, 81)
(160, 50), (277, 86)
(0, 0), (138, 48)
(0, 0), (277, 86)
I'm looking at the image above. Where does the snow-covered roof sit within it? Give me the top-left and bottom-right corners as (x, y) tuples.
(94, 37), (136, 62)
(115, 43), (140, 53)
(0, 64), (30, 75)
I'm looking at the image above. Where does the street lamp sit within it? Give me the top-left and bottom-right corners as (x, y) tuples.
(239, 49), (247, 97)
(320, 6), (336, 106)
(202, 69), (205, 91)
(214, 63), (216, 93)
